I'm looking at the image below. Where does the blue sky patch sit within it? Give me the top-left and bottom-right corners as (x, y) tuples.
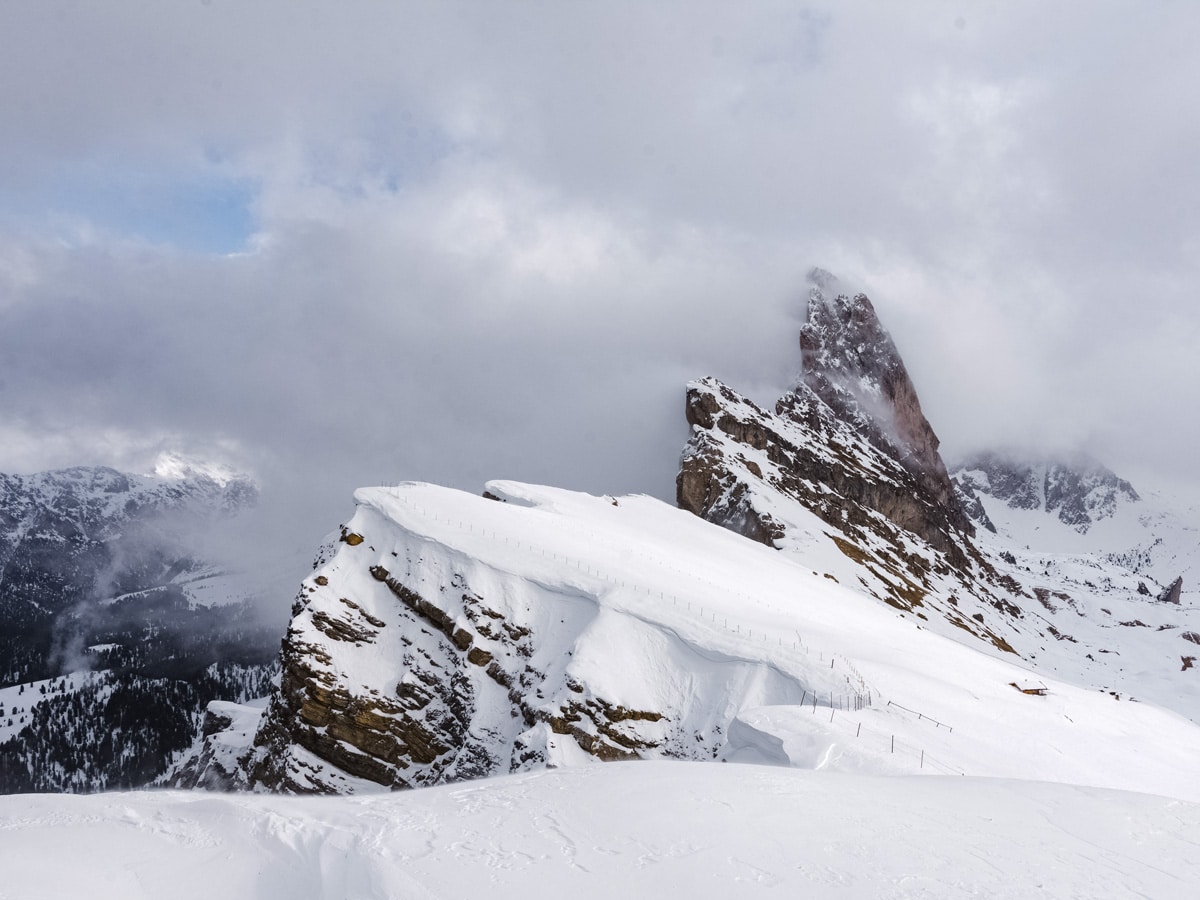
(3, 166), (258, 254)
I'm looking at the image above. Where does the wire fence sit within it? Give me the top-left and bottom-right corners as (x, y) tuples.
(812, 702), (965, 775)
(886, 700), (954, 732)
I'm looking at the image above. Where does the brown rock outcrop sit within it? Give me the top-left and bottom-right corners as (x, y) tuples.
(677, 272), (1028, 652)
(235, 508), (690, 793)
(798, 272), (971, 535)
(678, 271), (974, 563)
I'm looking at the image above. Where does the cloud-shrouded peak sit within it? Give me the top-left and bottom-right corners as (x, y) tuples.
(805, 266), (841, 292)
(151, 452), (253, 490)
(799, 275), (944, 471)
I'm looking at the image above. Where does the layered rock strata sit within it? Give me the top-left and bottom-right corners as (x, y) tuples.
(799, 272), (970, 537)
(230, 485), (803, 793)
(678, 271), (976, 573)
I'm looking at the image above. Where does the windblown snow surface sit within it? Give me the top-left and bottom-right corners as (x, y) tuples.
(4, 481), (1200, 896)
(2, 763), (1198, 899)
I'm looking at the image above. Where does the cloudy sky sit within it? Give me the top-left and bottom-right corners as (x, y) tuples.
(2, 1), (1198, 548)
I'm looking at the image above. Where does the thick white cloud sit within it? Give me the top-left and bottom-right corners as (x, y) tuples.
(1, 1), (1198, 548)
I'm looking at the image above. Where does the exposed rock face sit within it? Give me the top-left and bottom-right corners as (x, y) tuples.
(675, 374), (1033, 649)
(953, 479), (997, 534)
(679, 271), (973, 564)
(244, 546), (483, 792)
(676, 382), (787, 548)
(232, 486), (781, 794)
(1159, 577), (1183, 605)
(679, 377), (971, 565)
(799, 272), (968, 535)
(952, 453), (1139, 533)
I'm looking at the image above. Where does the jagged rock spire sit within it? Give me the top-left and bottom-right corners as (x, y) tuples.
(797, 269), (968, 534)
(678, 268), (978, 588)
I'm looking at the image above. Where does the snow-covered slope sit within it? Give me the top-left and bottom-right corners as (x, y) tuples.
(188, 478), (1200, 802)
(945, 459), (1200, 716)
(3, 763), (1198, 900)
(955, 452), (1200, 594)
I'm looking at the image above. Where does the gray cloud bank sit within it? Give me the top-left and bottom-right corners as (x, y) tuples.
(2, 1), (1199, 553)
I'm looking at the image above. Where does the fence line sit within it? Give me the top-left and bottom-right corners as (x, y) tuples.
(818, 704), (965, 776)
(886, 700), (954, 733)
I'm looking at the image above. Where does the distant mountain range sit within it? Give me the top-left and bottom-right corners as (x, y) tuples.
(0, 460), (284, 791)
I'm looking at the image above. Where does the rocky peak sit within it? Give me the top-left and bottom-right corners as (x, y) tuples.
(676, 272), (1023, 636)
(678, 271), (977, 558)
(798, 270), (963, 528)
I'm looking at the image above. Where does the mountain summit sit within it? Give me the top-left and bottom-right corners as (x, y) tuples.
(678, 270), (972, 566)
(799, 269), (966, 532)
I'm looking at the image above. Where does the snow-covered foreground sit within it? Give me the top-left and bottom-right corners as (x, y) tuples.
(2, 761), (1197, 899)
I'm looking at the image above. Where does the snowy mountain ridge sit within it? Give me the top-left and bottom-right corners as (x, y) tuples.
(167, 269), (1200, 804)
(6, 271), (1200, 894)
(151, 451), (251, 489)
(0, 462), (256, 539)
(0, 462), (260, 627)
(174, 478), (1200, 803)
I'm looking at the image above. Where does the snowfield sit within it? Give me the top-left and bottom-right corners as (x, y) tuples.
(267, 480), (1200, 799)
(7, 479), (1200, 894)
(2, 762), (1198, 899)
